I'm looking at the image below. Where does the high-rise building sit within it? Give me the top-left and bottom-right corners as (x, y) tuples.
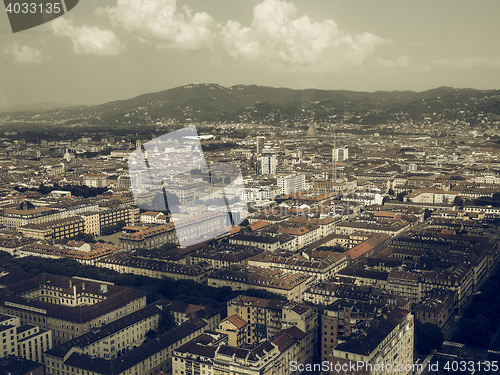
(261, 145), (277, 175)
(277, 174), (306, 195)
(256, 136), (265, 154)
(332, 147), (349, 163)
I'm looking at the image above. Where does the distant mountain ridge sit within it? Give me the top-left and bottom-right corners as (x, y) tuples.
(0, 102), (77, 113)
(3, 84), (500, 126)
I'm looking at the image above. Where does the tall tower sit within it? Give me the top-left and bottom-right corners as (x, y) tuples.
(261, 144), (276, 175)
(333, 133), (338, 181)
(332, 131), (348, 181)
(256, 136), (265, 154)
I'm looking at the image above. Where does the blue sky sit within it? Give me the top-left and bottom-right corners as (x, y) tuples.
(1, 0), (500, 106)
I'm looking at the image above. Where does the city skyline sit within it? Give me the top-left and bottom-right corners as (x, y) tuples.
(1, 0), (500, 107)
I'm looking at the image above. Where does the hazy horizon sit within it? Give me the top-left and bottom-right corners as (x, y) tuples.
(1, 82), (497, 109)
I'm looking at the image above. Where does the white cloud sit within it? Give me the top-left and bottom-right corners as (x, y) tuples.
(3, 43), (42, 65)
(96, 0), (393, 71)
(49, 18), (123, 56)
(432, 57), (500, 69)
(220, 0), (390, 71)
(98, 0), (215, 50)
(376, 55), (410, 68)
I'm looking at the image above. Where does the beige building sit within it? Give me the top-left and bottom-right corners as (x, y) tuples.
(229, 233), (297, 252)
(83, 174), (107, 188)
(81, 211), (100, 236)
(98, 252), (211, 283)
(17, 241), (120, 265)
(312, 179), (357, 197)
(329, 310), (414, 375)
(414, 290), (454, 329)
(119, 224), (177, 250)
(44, 303), (160, 366)
(248, 251), (348, 282)
(208, 265), (312, 302)
(0, 273), (147, 345)
(0, 207), (57, 229)
(173, 326), (311, 375)
(45, 317), (208, 375)
(226, 295), (318, 360)
(0, 313), (52, 363)
(157, 300), (221, 332)
(217, 314), (248, 347)
(18, 216), (85, 240)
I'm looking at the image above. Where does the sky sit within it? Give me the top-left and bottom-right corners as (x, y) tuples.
(1, 0), (500, 107)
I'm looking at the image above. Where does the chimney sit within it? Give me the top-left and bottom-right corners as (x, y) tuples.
(82, 282), (85, 291)
(69, 280), (72, 288)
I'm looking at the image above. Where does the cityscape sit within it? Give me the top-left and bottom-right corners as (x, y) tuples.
(0, 82), (498, 374)
(0, 1), (499, 375)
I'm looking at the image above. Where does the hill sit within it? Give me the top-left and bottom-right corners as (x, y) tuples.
(1, 84), (499, 126)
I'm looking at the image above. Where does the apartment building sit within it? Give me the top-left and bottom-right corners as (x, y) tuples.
(226, 294), (318, 359)
(229, 233), (297, 252)
(18, 217), (85, 240)
(217, 314), (248, 347)
(208, 266), (312, 302)
(119, 224), (177, 250)
(0, 207), (56, 229)
(157, 300), (221, 331)
(247, 251), (348, 281)
(98, 252), (211, 283)
(190, 243), (263, 269)
(413, 289), (454, 329)
(44, 303), (160, 365)
(17, 241), (120, 265)
(0, 274), (147, 345)
(0, 313), (52, 363)
(277, 173), (306, 195)
(99, 206), (139, 228)
(45, 317), (208, 375)
(328, 310), (414, 375)
(173, 326), (310, 375)
(227, 295), (286, 345)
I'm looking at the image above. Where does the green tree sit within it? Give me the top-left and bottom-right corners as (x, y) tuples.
(70, 232), (97, 243)
(100, 221), (126, 235)
(453, 196), (464, 207)
(157, 308), (176, 333)
(462, 315), (490, 347)
(317, 245), (346, 253)
(414, 321), (444, 355)
(396, 191), (407, 202)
